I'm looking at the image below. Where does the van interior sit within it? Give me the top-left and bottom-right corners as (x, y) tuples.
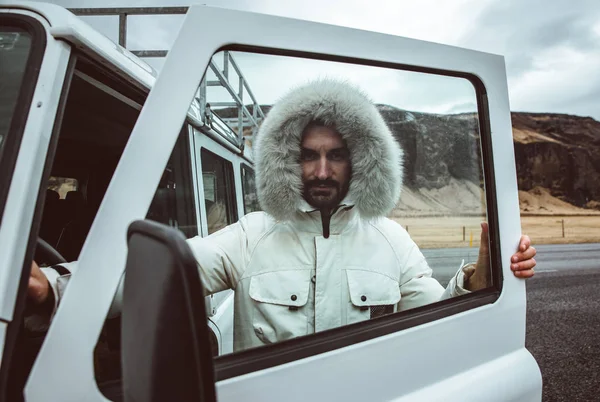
(14, 55), (205, 398)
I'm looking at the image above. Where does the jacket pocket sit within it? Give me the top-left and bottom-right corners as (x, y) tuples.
(345, 269), (401, 324)
(249, 269), (311, 344)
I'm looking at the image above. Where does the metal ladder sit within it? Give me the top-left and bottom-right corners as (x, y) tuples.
(68, 6), (265, 151)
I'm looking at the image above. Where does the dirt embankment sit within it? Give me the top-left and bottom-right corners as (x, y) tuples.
(519, 186), (600, 215)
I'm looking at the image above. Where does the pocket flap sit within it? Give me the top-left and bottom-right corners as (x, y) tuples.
(346, 270), (400, 307)
(249, 270), (311, 307)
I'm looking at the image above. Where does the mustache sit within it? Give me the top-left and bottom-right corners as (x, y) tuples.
(305, 179), (339, 189)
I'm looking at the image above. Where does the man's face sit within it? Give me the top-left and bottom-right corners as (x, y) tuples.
(300, 125), (351, 209)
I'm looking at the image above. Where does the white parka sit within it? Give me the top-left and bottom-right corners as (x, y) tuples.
(188, 203), (468, 351)
(35, 79), (471, 352)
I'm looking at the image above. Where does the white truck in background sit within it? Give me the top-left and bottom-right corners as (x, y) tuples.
(0, 2), (542, 401)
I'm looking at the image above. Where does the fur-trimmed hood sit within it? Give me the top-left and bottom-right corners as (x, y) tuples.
(254, 79), (403, 221)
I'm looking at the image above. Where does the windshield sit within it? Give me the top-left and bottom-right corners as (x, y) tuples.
(0, 26), (33, 160)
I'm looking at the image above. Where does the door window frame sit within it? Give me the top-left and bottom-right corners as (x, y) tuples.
(0, 14), (46, 227)
(208, 46), (503, 381)
(0, 47), (74, 402)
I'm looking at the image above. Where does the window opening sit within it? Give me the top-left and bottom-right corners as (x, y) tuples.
(241, 164), (260, 215)
(201, 148), (238, 234)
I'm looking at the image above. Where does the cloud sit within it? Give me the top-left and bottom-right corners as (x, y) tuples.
(463, 1), (600, 74)
(45, 0), (600, 120)
(457, 0), (600, 118)
(509, 45), (600, 117)
(227, 0), (492, 44)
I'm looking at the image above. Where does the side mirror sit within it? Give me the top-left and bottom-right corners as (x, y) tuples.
(121, 220), (216, 402)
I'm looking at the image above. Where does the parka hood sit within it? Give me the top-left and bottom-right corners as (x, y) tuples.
(254, 78), (404, 221)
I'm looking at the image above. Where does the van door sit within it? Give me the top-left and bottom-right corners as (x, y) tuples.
(26, 5), (542, 401)
(0, 8), (72, 402)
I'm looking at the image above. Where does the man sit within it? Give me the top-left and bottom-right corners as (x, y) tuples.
(28, 78), (536, 352)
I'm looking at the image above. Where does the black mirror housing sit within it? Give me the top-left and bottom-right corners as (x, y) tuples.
(121, 219), (216, 402)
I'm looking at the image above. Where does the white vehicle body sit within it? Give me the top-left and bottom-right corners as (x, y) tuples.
(0, 2), (542, 401)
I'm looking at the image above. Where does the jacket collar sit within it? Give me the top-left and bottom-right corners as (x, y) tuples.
(296, 194), (355, 213)
(291, 196), (358, 236)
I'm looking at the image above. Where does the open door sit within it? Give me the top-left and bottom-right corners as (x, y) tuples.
(26, 5), (542, 402)
(121, 220), (215, 402)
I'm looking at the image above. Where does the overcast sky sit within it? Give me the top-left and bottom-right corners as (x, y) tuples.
(46, 0), (600, 119)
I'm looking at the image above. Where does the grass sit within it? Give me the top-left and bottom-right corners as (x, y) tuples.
(391, 215), (600, 249)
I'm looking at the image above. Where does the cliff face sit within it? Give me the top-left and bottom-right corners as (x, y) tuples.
(377, 106), (483, 190)
(378, 107), (600, 214)
(512, 113), (600, 209)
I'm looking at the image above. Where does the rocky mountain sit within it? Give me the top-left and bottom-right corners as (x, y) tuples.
(381, 108), (600, 215)
(213, 105), (600, 215)
(512, 113), (600, 210)
(376, 106), (483, 190)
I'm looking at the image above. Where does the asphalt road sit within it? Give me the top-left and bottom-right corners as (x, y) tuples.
(425, 243), (600, 402)
(424, 243), (600, 283)
(526, 246), (600, 402)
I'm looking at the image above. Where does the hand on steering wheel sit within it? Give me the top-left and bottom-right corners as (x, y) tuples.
(27, 238), (66, 308)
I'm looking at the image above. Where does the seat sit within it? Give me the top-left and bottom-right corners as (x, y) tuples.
(55, 191), (89, 261)
(121, 219), (216, 402)
(39, 189), (62, 247)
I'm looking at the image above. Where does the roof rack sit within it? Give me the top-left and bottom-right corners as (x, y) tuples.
(68, 6), (266, 152)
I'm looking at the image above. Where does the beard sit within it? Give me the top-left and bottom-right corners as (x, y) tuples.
(302, 179), (348, 209)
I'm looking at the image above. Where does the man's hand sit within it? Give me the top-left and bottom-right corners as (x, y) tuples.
(510, 233), (536, 278)
(465, 222), (537, 291)
(27, 261), (51, 306)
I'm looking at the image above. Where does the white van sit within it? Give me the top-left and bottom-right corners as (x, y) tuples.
(0, 2), (542, 401)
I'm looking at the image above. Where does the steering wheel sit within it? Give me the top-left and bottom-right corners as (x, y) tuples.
(9, 238), (67, 400)
(35, 237), (67, 266)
